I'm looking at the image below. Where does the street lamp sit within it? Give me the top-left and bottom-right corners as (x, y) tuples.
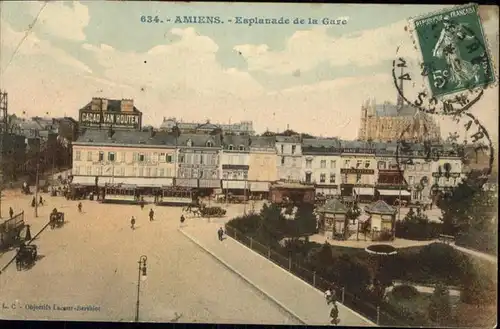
(135, 255), (148, 322)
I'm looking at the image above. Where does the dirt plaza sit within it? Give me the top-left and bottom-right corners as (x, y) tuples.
(0, 190), (298, 324)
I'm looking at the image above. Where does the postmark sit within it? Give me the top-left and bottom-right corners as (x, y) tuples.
(408, 3), (497, 98)
(395, 111), (494, 194)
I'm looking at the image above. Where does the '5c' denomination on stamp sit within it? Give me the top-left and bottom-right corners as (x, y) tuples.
(409, 3), (497, 98)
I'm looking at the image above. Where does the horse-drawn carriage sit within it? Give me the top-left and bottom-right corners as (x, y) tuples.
(50, 211), (65, 229)
(199, 205), (226, 217)
(16, 243), (38, 271)
(1, 212), (27, 251)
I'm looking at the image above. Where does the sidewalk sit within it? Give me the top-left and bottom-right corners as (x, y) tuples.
(449, 242), (497, 263)
(179, 222), (375, 326)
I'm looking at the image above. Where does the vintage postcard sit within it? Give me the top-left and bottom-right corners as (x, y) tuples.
(0, 1), (497, 327)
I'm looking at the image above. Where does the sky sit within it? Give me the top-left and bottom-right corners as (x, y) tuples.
(0, 2), (498, 141)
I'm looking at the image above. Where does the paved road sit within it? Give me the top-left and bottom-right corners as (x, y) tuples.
(0, 192), (299, 324)
(179, 222), (375, 326)
(446, 242), (498, 264)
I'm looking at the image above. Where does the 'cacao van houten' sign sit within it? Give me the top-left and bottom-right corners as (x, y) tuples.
(80, 111), (141, 128)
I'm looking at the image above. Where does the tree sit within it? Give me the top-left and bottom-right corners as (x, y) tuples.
(292, 205), (317, 237)
(346, 202), (361, 225)
(261, 130), (276, 137)
(439, 170), (495, 235)
(428, 283), (452, 324)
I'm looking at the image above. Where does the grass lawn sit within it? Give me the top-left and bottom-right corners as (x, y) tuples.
(386, 291), (432, 326)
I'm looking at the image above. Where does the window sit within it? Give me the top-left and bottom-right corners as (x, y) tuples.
(87, 151), (92, 161)
(239, 145), (244, 151)
(378, 161), (386, 170)
(179, 155), (185, 163)
(200, 154), (204, 165)
(330, 160), (336, 169)
(320, 160), (326, 168)
(96, 167), (102, 176)
(75, 150), (81, 161)
(223, 171), (228, 179)
(160, 153), (166, 162)
(305, 172), (312, 183)
(342, 173), (348, 184)
(138, 154), (145, 162)
(98, 151), (104, 161)
(291, 145), (296, 154)
(364, 161), (370, 168)
(306, 159), (312, 169)
(159, 169), (165, 177)
(292, 158), (297, 167)
(356, 173), (362, 184)
(108, 152), (115, 162)
(280, 145), (284, 153)
(73, 166), (80, 175)
(120, 152), (125, 163)
(228, 144), (234, 151)
(146, 167), (151, 177)
(206, 140), (213, 147)
(409, 176), (414, 185)
(165, 154), (172, 163)
(232, 172), (238, 179)
(133, 153), (138, 162)
(187, 139), (193, 147)
(281, 157), (285, 166)
(344, 160), (350, 168)
(356, 160), (362, 168)
(86, 166), (92, 175)
(138, 167), (144, 177)
(330, 173), (336, 183)
(320, 173), (326, 183)
(243, 172), (248, 180)
(153, 153), (158, 163)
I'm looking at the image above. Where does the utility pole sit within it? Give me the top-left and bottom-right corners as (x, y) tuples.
(35, 153), (40, 218)
(0, 91), (10, 219)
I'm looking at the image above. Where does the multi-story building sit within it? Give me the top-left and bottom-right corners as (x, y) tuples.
(78, 97), (142, 132)
(302, 138), (341, 195)
(340, 140), (377, 201)
(71, 129), (177, 187)
(247, 136), (278, 195)
(176, 134), (221, 191)
(220, 135), (251, 193)
(276, 135), (302, 181)
(160, 117), (255, 135)
(429, 145), (464, 194)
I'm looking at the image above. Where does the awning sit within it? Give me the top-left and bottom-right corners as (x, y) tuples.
(199, 179), (221, 188)
(377, 189), (411, 196)
(100, 177), (173, 187)
(176, 178), (198, 188)
(250, 181), (270, 192)
(316, 187), (338, 195)
(70, 176), (95, 186)
(222, 180), (248, 189)
(353, 187), (374, 196)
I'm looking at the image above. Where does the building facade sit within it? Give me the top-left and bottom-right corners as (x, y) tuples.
(176, 134), (221, 189)
(79, 97), (142, 131)
(160, 117), (255, 135)
(247, 136), (278, 194)
(72, 130), (177, 187)
(276, 135), (302, 181)
(340, 141), (377, 201)
(220, 135), (251, 192)
(302, 138), (341, 195)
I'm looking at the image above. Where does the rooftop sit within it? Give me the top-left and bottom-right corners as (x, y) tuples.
(364, 200), (397, 215)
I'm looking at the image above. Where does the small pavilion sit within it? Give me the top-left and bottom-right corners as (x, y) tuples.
(364, 200), (397, 241)
(317, 198), (349, 240)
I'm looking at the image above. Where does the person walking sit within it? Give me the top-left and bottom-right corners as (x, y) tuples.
(31, 196), (36, 208)
(78, 202), (82, 213)
(9, 207), (14, 219)
(217, 227), (224, 241)
(130, 216), (136, 230)
(180, 214), (185, 226)
(149, 209), (154, 221)
(39, 196), (44, 206)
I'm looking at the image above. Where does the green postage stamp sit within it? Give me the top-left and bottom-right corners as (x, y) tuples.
(409, 3), (496, 98)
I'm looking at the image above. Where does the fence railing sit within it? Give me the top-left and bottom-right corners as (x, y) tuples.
(224, 224), (421, 327)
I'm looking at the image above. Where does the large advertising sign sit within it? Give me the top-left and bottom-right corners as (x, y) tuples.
(79, 111), (141, 129)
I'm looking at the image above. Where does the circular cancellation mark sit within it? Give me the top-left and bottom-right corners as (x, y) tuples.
(395, 112), (494, 194)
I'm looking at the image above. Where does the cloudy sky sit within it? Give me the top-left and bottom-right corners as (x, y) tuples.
(0, 2), (498, 140)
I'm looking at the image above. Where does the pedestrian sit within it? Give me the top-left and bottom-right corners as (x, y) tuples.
(180, 214), (185, 226)
(131, 216), (136, 230)
(217, 227), (224, 241)
(39, 195), (43, 206)
(9, 207), (14, 219)
(149, 209), (154, 221)
(78, 202), (82, 213)
(31, 197), (36, 208)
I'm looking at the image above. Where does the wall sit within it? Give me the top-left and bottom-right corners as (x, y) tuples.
(72, 145), (176, 178)
(248, 151), (278, 182)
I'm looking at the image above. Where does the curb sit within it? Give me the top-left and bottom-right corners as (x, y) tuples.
(224, 232), (377, 326)
(178, 228), (307, 325)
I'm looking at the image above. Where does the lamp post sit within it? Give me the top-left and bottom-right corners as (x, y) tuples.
(135, 255), (148, 322)
(34, 151), (40, 218)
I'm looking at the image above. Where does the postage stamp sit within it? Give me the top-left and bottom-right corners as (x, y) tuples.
(0, 2), (497, 328)
(408, 3), (497, 98)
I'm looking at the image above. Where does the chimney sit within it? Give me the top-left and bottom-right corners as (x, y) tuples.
(91, 97), (101, 111)
(121, 99), (134, 112)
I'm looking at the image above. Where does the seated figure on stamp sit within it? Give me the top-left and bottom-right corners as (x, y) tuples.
(432, 16), (480, 88)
